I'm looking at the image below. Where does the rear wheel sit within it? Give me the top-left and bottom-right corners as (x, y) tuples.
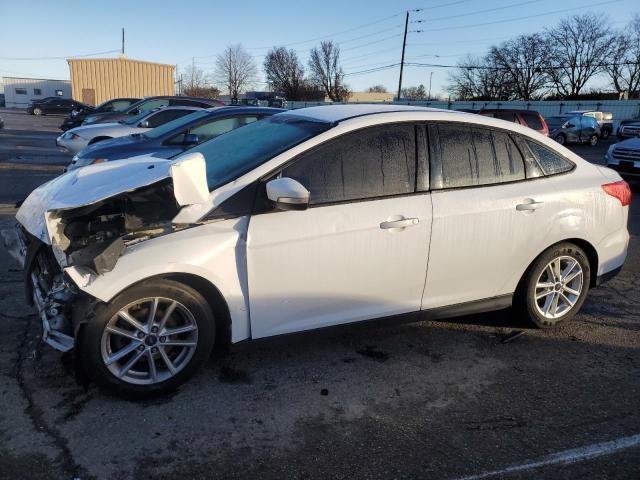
(601, 128), (610, 139)
(515, 242), (590, 328)
(554, 133), (566, 145)
(588, 134), (599, 147)
(80, 279), (215, 396)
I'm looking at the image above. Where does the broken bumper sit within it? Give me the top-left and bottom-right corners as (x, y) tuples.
(2, 225), (76, 352)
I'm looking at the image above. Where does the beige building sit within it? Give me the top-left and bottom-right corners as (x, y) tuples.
(347, 91), (394, 103)
(67, 57), (175, 106)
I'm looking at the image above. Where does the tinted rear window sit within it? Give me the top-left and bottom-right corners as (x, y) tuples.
(521, 112), (543, 130)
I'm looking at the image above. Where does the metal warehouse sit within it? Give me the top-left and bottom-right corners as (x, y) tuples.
(2, 77), (71, 108)
(67, 57), (175, 106)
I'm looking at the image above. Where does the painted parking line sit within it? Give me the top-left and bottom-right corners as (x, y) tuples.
(452, 433), (640, 480)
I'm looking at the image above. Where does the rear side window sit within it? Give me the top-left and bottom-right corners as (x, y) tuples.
(494, 111), (517, 123)
(431, 124), (525, 188)
(526, 141), (574, 175)
(521, 112), (543, 130)
(282, 124), (416, 205)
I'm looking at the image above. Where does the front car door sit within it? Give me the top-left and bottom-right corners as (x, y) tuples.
(247, 123), (433, 338)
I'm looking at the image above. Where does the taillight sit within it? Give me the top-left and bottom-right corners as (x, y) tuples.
(602, 181), (632, 206)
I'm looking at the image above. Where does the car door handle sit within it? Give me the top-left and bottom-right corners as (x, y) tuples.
(516, 199), (544, 211)
(380, 218), (419, 229)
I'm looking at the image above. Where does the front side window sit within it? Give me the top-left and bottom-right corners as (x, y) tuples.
(137, 99), (170, 114)
(431, 124), (525, 189)
(526, 141), (574, 175)
(281, 124), (416, 205)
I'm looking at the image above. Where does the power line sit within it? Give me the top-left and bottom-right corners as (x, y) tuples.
(412, 0), (548, 23)
(405, 60), (639, 70)
(415, 0), (623, 33)
(244, 12), (404, 50)
(344, 63), (401, 77)
(0, 49), (121, 60)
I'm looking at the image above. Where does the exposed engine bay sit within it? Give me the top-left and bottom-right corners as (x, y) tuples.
(12, 179), (195, 352)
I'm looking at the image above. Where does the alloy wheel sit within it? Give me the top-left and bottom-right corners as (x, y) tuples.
(100, 297), (198, 385)
(534, 256), (584, 320)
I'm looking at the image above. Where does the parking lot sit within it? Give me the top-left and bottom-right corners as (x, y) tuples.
(0, 108), (639, 479)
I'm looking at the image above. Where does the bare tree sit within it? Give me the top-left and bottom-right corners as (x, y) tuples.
(545, 13), (613, 97)
(401, 84), (427, 100)
(606, 15), (640, 97)
(214, 44), (257, 100)
(308, 41), (350, 102)
(263, 47), (306, 100)
(182, 64), (220, 98)
(489, 34), (550, 100)
(366, 84), (387, 93)
(448, 55), (513, 100)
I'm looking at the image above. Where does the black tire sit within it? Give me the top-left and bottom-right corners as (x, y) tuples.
(33, 107), (43, 116)
(554, 133), (566, 145)
(601, 128), (610, 139)
(588, 134), (599, 147)
(514, 242), (591, 328)
(79, 279), (215, 397)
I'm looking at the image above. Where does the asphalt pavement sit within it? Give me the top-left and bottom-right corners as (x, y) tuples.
(0, 108), (638, 480)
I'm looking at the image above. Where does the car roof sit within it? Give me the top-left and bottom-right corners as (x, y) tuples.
(479, 109), (540, 114)
(282, 104), (450, 123)
(203, 106), (285, 114)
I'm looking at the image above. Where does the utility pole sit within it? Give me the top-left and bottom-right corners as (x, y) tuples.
(121, 28), (125, 56)
(396, 11), (409, 102)
(428, 72), (433, 99)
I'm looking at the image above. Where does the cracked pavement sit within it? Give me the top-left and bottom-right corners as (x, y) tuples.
(0, 108), (639, 479)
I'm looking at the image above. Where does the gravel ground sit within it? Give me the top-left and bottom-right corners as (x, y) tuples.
(0, 108), (638, 480)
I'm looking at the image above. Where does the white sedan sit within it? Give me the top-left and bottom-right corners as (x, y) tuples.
(6, 105), (630, 396)
(55, 106), (202, 155)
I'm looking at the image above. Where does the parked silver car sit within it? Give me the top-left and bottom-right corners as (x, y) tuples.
(56, 106), (203, 155)
(547, 114), (601, 146)
(566, 110), (613, 139)
(606, 137), (640, 178)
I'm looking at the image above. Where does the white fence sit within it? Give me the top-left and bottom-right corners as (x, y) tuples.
(286, 100), (640, 129)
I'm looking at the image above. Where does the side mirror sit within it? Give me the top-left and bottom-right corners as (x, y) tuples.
(139, 120), (150, 128)
(266, 177), (310, 211)
(183, 133), (199, 146)
(564, 122), (574, 128)
(170, 152), (209, 206)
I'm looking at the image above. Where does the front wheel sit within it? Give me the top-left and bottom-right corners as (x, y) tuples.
(588, 134), (599, 147)
(515, 243), (590, 328)
(33, 107), (43, 116)
(79, 279), (215, 396)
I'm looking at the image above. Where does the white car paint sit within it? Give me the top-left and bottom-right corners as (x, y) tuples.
(13, 104), (630, 346)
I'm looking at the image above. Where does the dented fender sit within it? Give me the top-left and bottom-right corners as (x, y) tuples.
(64, 218), (252, 343)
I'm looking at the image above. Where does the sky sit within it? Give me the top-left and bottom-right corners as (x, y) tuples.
(1, 0), (638, 97)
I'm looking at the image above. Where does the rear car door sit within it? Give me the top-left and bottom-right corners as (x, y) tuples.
(423, 123), (559, 309)
(247, 123), (432, 338)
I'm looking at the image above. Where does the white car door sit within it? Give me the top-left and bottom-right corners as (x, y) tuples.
(247, 124), (432, 338)
(422, 123), (557, 309)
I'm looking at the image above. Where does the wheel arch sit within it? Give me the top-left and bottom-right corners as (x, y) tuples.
(88, 136), (112, 144)
(518, 238), (599, 291)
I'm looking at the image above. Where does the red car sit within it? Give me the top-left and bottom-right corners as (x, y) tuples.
(478, 109), (549, 137)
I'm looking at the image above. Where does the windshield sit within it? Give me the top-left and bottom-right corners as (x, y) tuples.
(144, 110), (211, 139)
(181, 115), (331, 190)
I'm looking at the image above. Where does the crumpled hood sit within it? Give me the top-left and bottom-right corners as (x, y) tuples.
(17, 155), (174, 242)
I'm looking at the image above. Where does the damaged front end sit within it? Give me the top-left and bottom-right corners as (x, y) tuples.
(3, 153), (210, 352)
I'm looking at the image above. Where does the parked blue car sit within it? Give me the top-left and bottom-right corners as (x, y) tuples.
(66, 106), (284, 171)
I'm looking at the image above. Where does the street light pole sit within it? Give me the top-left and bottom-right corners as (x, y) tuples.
(428, 72), (433, 100)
